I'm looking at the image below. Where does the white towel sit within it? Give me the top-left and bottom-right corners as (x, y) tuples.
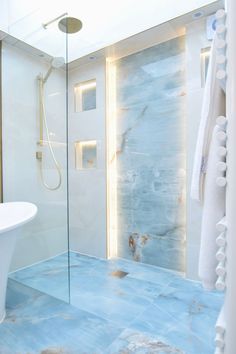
(198, 125), (226, 290)
(191, 35), (226, 202)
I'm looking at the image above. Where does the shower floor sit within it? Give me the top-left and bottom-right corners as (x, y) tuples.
(1, 252), (223, 353)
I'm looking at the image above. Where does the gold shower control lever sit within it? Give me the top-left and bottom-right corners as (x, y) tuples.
(36, 151), (42, 160)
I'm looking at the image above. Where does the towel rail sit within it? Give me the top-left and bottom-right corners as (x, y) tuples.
(224, 0), (236, 352)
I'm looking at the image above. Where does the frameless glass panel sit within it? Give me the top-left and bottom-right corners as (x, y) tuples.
(1, 28), (70, 303)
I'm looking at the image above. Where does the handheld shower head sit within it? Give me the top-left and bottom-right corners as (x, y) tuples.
(42, 57), (65, 83)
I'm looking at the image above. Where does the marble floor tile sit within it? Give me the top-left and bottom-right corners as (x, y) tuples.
(10, 254), (70, 302)
(105, 328), (184, 354)
(129, 304), (213, 354)
(6, 252), (223, 354)
(153, 278), (224, 349)
(1, 280), (123, 354)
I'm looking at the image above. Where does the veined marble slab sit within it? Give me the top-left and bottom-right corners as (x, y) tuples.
(115, 36), (186, 272)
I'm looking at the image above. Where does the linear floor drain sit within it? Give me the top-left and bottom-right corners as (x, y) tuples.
(110, 270), (129, 278)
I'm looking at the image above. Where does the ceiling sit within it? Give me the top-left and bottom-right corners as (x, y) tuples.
(1, 0), (221, 62)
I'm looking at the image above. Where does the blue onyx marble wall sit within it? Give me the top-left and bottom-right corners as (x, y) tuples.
(115, 36), (186, 272)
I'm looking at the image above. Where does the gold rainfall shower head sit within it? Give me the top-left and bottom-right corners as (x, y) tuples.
(58, 17), (83, 34)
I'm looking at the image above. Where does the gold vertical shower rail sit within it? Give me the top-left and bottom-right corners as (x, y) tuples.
(38, 74), (44, 147)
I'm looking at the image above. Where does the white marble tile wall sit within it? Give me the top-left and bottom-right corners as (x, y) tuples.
(68, 59), (107, 258)
(2, 43), (68, 271)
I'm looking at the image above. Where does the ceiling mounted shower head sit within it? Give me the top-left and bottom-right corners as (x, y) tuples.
(58, 17), (83, 34)
(51, 57), (65, 68)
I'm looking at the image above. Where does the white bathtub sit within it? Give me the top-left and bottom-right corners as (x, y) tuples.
(0, 202), (37, 323)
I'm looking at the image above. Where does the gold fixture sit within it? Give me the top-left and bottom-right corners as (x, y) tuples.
(42, 13), (68, 29)
(58, 17), (83, 34)
(36, 151), (42, 160)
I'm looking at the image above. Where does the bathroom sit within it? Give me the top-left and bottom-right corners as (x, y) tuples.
(0, 0), (234, 352)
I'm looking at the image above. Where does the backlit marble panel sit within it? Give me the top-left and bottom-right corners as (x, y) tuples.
(115, 36), (186, 271)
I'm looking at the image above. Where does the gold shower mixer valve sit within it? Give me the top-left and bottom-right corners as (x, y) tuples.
(36, 151), (43, 160)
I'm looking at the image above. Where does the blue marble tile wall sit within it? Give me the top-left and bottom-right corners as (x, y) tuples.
(115, 36), (186, 272)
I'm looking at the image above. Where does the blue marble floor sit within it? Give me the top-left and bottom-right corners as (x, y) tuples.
(2, 252), (223, 353)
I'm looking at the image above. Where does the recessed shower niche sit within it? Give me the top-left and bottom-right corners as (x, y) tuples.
(74, 79), (96, 112)
(75, 140), (97, 169)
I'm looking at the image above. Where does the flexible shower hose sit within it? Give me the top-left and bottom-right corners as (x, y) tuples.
(39, 80), (62, 191)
